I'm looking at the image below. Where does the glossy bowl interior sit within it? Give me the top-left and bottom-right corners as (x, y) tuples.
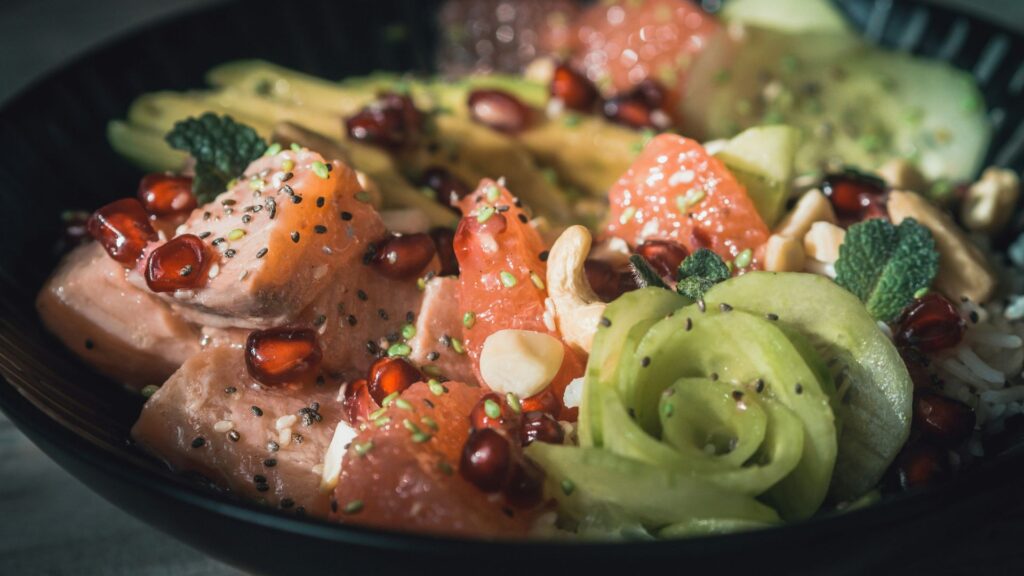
(2, 1), (1024, 574)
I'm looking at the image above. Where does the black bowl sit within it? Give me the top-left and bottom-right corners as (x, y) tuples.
(2, 1), (1024, 574)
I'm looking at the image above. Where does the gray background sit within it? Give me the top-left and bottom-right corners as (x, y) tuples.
(1, 1), (1024, 574)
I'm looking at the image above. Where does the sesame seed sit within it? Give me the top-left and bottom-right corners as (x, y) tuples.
(641, 357), (651, 368)
(264, 458), (277, 468)
(518, 213), (528, 223)
(291, 231), (300, 243)
(316, 196), (325, 208)
(732, 391), (744, 401)
(191, 437), (205, 449)
(141, 385), (159, 398)
(291, 194), (303, 204)
(224, 386), (237, 394)
(357, 290), (368, 301)
(599, 317), (612, 327)
(224, 249), (237, 258)
(314, 225), (327, 234)
(343, 500), (364, 514)
(685, 317), (693, 331)
(340, 211), (353, 221)
(710, 372), (719, 381)
(267, 441), (280, 452)
(256, 247), (268, 259)
(251, 406), (264, 417)
(698, 299), (706, 312)
(198, 231), (211, 239)
(719, 303), (733, 312)
(766, 313), (779, 321)
(228, 430), (240, 442)
(795, 383), (804, 394)
(426, 351), (439, 361)
(539, 250), (550, 262)
(755, 379), (765, 393)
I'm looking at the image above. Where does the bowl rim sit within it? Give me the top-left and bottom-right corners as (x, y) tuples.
(1, 0), (1022, 554)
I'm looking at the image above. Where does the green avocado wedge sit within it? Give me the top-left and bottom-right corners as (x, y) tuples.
(703, 272), (913, 502)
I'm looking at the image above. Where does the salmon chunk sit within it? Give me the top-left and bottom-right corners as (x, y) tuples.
(138, 149), (386, 329)
(407, 277), (476, 384)
(36, 242), (200, 390)
(132, 347), (344, 515)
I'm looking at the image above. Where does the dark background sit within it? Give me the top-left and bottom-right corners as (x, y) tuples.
(0, 1), (1022, 574)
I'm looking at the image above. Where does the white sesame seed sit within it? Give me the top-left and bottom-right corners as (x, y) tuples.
(275, 414), (298, 430)
(213, 420), (234, 433)
(278, 427), (293, 447)
(668, 169), (695, 186)
(207, 263), (220, 279)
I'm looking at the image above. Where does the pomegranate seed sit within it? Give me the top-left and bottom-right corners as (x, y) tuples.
(550, 63), (598, 112)
(245, 327), (323, 385)
(429, 227), (459, 277)
(137, 173), (197, 216)
(421, 166), (471, 211)
(60, 210), (92, 250)
(821, 170), (889, 224)
(460, 428), (512, 492)
(633, 79), (668, 110)
(342, 378), (375, 425)
(144, 234), (212, 293)
(503, 458), (545, 509)
(898, 347), (936, 390)
(896, 441), (949, 490)
(895, 293), (966, 353)
(602, 80), (671, 130)
(521, 387), (560, 416)
(470, 393), (519, 433)
(344, 92), (423, 149)
(520, 410), (564, 446)
(367, 356), (423, 405)
(914, 391), (975, 446)
(87, 198), (158, 263)
(584, 259), (636, 302)
(371, 233), (437, 280)
(635, 239), (688, 279)
(467, 89), (531, 134)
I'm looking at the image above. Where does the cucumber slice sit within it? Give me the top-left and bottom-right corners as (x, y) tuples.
(704, 272), (913, 501)
(722, 0), (854, 35)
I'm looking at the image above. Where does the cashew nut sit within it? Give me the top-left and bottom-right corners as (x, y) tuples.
(888, 190), (996, 303)
(803, 221), (846, 264)
(774, 189), (837, 239)
(961, 167), (1020, 234)
(877, 158), (927, 193)
(546, 225), (607, 353)
(764, 234), (806, 272)
(479, 330), (564, 398)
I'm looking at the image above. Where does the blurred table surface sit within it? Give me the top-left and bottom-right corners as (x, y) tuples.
(2, 0), (1024, 574)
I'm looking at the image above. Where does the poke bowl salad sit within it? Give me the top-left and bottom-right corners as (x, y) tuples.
(38, 0), (1024, 540)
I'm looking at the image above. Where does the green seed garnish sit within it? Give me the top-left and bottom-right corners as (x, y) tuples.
(368, 407), (387, 421)
(227, 228), (246, 241)
(428, 379), (447, 396)
(477, 205), (495, 223)
(661, 402), (674, 418)
(530, 272), (546, 290)
(421, 416), (439, 430)
(676, 188), (706, 212)
(451, 338), (465, 354)
(264, 142), (282, 156)
(249, 178), (266, 190)
(311, 161), (330, 179)
(373, 416), (391, 427)
(500, 271), (517, 288)
(619, 206), (636, 225)
(395, 398), (413, 411)
(354, 191), (371, 203)
(382, 391), (399, 407)
(354, 441), (374, 456)
(462, 311), (476, 328)
(411, 432), (431, 443)
(387, 343), (412, 357)
(290, 143), (302, 152)
(281, 159), (295, 172)
(417, 277), (427, 291)
(485, 184), (500, 202)
(422, 364), (442, 376)
(734, 248), (753, 269)
(914, 287), (930, 299)
(401, 324), (417, 340)
(403, 418), (421, 434)
(484, 398), (501, 419)
(438, 461), (454, 475)
(343, 500), (364, 514)
(506, 392), (522, 413)
(560, 479), (575, 496)
(141, 385), (160, 398)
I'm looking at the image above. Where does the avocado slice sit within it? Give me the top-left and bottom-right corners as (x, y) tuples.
(722, 0), (854, 35)
(703, 272), (913, 502)
(714, 125), (800, 226)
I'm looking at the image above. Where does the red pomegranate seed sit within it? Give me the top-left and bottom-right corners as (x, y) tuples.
(896, 441), (949, 490)
(144, 234), (212, 293)
(584, 259), (636, 302)
(367, 356), (423, 405)
(635, 239), (689, 279)
(344, 92), (424, 149)
(633, 79), (668, 110)
(520, 410), (564, 446)
(898, 347), (936, 390)
(137, 173), (197, 216)
(429, 227), (459, 277)
(87, 198), (158, 263)
(470, 393), (519, 433)
(421, 166), (471, 211)
(520, 387), (560, 416)
(914, 391), (976, 446)
(371, 233), (437, 280)
(895, 293), (966, 353)
(467, 89), (531, 134)
(821, 170), (889, 224)
(460, 427), (512, 492)
(342, 378), (376, 424)
(245, 327), (323, 385)
(503, 458), (545, 509)
(602, 96), (654, 130)
(550, 63), (598, 112)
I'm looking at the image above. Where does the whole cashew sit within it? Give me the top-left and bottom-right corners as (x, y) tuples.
(546, 225), (607, 354)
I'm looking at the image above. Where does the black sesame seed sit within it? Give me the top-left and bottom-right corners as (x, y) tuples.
(267, 440), (280, 452)
(84, 339), (94, 350)
(440, 334), (453, 348)
(180, 264), (193, 276)
(316, 196), (325, 208)
(228, 430), (240, 442)
(795, 383), (804, 394)
(212, 237), (226, 246)
(406, 311), (415, 323)
(378, 309), (389, 320)
(251, 406), (264, 417)
(347, 315), (357, 326)
(203, 211), (212, 221)
(256, 247), (268, 259)
(291, 195), (303, 204)
(281, 498), (295, 509)
(191, 437), (205, 449)
(314, 225), (327, 234)
(732, 391), (744, 401)
(314, 314), (327, 326)
(330, 500), (339, 513)
(222, 199), (237, 206)
(539, 250), (549, 262)
(599, 317), (612, 328)
(254, 474), (267, 484)
(969, 310), (979, 324)
(291, 231), (300, 243)
(224, 249), (237, 258)
(710, 372), (719, 381)
(357, 289), (368, 301)
(641, 357), (651, 368)
(282, 172), (294, 182)
(267, 198), (277, 219)
(427, 351), (440, 361)
(755, 379), (765, 393)
(341, 211), (353, 221)
(282, 184), (295, 196)
(766, 313), (779, 321)
(685, 318), (693, 331)
(256, 483), (270, 493)
(198, 231), (212, 239)
(242, 214), (253, 224)
(224, 386), (237, 394)
(496, 204), (510, 212)
(518, 213), (528, 223)
(719, 303), (733, 312)
(366, 340), (379, 355)
(264, 458), (278, 468)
